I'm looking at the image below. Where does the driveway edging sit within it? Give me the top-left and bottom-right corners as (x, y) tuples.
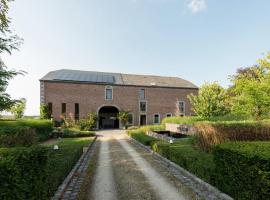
(127, 133), (233, 200)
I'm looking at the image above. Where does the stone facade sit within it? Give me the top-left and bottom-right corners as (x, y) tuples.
(41, 80), (198, 126)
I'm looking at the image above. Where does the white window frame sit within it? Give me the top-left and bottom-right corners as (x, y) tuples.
(105, 86), (113, 100)
(166, 113), (173, 118)
(178, 101), (185, 115)
(139, 100), (147, 113)
(139, 88), (146, 100)
(153, 113), (160, 124)
(127, 113), (134, 125)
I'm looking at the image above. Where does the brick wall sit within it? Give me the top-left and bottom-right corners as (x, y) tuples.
(42, 81), (198, 126)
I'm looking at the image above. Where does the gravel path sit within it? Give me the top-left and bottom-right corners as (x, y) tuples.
(87, 130), (198, 200)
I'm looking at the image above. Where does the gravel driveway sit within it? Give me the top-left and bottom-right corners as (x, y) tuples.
(87, 130), (199, 200)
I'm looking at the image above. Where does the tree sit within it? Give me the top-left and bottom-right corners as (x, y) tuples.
(0, 0), (24, 111)
(229, 53), (270, 119)
(40, 104), (51, 119)
(9, 98), (26, 119)
(117, 111), (130, 129)
(188, 82), (230, 118)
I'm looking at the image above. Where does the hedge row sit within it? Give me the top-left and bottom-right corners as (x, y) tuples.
(213, 142), (270, 200)
(62, 128), (95, 138)
(0, 146), (48, 200)
(0, 120), (53, 144)
(194, 121), (270, 151)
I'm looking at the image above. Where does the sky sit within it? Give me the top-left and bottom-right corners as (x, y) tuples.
(3, 0), (270, 115)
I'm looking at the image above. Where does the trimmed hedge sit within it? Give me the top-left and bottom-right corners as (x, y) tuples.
(0, 119), (53, 142)
(213, 142), (270, 200)
(128, 131), (159, 146)
(195, 121), (270, 151)
(0, 146), (48, 200)
(62, 128), (95, 138)
(151, 139), (215, 183)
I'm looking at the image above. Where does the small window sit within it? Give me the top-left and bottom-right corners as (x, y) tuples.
(166, 113), (172, 118)
(154, 114), (160, 124)
(179, 101), (185, 114)
(139, 89), (145, 100)
(48, 102), (53, 116)
(127, 113), (133, 125)
(140, 101), (147, 112)
(75, 103), (79, 120)
(105, 86), (113, 100)
(61, 103), (66, 117)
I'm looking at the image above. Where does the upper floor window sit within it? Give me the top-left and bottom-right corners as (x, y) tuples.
(105, 86), (113, 100)
(154, 114), (160, 124)
(179, 101), (185, 115)
(139, 89), (145, 100)
(140, 101), (147, 112)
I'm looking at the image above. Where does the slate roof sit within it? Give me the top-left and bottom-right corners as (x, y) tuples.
(40, 69), (198, 89)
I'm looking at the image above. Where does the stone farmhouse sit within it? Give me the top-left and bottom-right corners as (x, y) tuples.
(40, 69), (198, 129)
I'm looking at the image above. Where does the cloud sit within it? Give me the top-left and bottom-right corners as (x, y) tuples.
(187, 0), (207, 13)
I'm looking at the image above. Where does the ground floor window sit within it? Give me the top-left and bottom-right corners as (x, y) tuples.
(178, 101), (185, 115)
(75, 103), (79, 120)
(48, 102), (53, 117)
(127, 113), (133, 125)
(61, 103), (66, 118)
(166, 113), (172, 117)
(154, 114), (160, 124)
(140, 114), (147, 126)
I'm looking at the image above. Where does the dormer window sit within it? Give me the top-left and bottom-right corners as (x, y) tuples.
(105, 86), (113, 100)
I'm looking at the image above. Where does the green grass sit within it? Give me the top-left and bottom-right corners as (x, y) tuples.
(45, 137), (93, 197)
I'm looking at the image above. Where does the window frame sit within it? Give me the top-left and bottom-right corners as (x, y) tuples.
(105, 86), (113, 100)
(139, 88), (145, 100)
(153, 113), (160, 124)
(127, 113), (134, 125)
(75, 103), (80, 121)
(139, 100), (147, 112)
(61, 103), (66, 117)
(178, 101), (186, 115)
(166, 113), (172, 118)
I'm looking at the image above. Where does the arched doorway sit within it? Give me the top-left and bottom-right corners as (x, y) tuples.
(98, 106), (119, 129)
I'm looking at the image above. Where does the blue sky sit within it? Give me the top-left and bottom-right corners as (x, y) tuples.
(3, 0), (270, 115)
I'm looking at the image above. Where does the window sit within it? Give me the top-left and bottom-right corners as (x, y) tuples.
(179, 101), (185, 115)
(166, 113), (172, 118)
(154, 114), (160, 124)
(127, 113), (133, 125)
(48, 102), (53, 116)
(105, 86), (113, 100)
(139, 89), (145, 100)
(140, 101), (147, 112)
(61, 103), (66, 117)
(75, 103), (79, 120)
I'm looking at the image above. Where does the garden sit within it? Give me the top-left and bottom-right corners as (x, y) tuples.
(128, 53), (270, 200)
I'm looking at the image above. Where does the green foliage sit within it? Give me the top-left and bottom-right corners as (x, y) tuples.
(62, 128), (95, 138)
(0, 146), (48, 200)
(188, 82), (230, 118)
(0, 126), (36, 147)
(117, 111), (130, 129)
(230, 53), (270, 119)
(78, 112), (97, 131)
(45, 138), (92, 197)
(151, 139), (215, 183)
(9, 98), (26, 119)
(162, 116), (203, 125)
(128, 131), (158, 146)
(40, 104), (51, 120)
(213, 142), (270, 199)
(0, 119), (53, 142)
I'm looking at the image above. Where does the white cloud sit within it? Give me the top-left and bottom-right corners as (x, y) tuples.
(187, 0), (207, 13)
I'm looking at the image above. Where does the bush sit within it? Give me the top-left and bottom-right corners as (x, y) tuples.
(78, 112), (97, 131)
(162, 116), (202, 125)
(128, 131), (158, 146)
(62, 128), (95, 138)
(0, 126), (37, 147)
(194, 120), (270, 151)
(213, 142), (270, 200)
(0, 119), (53, 142)
(151, 139), (215, 183)
(0, 146), (48, 200)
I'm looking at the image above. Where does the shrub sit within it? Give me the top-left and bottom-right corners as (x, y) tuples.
(79, 112), (97, 131)
(40, 104), (51, 119)
(128, 131), (158, 146)
(151, 139), (215, 183)
(0, 146), (48, 200)
(62, 128), (95, 138)
(0, 126), (37, 147)
(162, 116), (202, 125)
(0, 119), (53, 142)
(213, 142), (270, 199)
(194, 120), (270, 151)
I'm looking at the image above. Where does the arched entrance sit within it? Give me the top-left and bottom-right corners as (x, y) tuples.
(98, 106), (119, 129)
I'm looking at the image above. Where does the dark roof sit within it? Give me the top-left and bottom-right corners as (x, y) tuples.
(40, 69), (198, 89)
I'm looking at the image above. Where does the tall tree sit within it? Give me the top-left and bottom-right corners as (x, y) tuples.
(188, 82), (230, 118)
(0, 0), (24, 112)
(9, 97), (26, 119)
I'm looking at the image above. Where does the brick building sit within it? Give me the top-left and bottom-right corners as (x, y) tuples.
(40, 69), (198, 129)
